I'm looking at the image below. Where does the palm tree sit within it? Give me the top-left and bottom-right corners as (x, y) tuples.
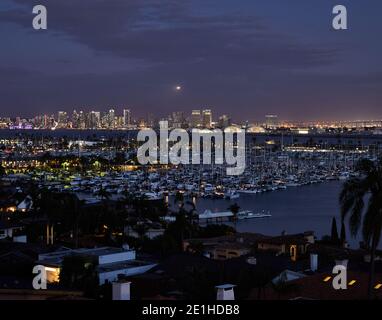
(331, 217), (339, 245)
(95, 187), (111, 201)
(66, 194), (85, 248)
(174, 191), (185, 211)
(340, 221), (347, 246)
(184, 201), (198, 224)
(339, 158), (382, 299)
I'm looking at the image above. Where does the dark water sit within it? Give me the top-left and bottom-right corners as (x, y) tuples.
(174, 181), (363, 248)
(2, 129), (382, 146)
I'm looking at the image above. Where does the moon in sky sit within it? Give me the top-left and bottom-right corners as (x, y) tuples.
(175, 86), (182, 91)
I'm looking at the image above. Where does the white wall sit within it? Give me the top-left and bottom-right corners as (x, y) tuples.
(98, 263), (157, 285)
(98, 250), (136, 265)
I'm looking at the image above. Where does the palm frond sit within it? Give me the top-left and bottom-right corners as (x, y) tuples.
(339, 178), (368, 223)
(349, 197), (364, 237)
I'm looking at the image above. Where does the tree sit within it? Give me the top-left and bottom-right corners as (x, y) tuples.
(331, 217), (339, 244)
(228, 203), (240, 231)
(133, 223), (150, 243)
(0, 164), (5, 177)
(95, 187), (111, 201)
(174, 191), (185, 211)
(340, 221), (347, 246)
(60, 255), (98, 297)
(187, 240), (204, 255)
(339, 158), (382, 299)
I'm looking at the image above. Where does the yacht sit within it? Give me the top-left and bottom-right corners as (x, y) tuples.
(237, 210), (272, 220)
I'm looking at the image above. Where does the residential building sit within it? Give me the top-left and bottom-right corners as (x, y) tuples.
(36, 246), (157, 285)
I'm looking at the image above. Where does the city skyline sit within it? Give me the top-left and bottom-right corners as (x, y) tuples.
(2, 107), (382, 131)
(0, 0), (382, 121)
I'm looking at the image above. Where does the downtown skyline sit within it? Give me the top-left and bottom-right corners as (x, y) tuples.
(1, 107), (382, 131)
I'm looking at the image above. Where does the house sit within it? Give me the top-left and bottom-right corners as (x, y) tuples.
(183, 232), (268, 260)
(257, 231), (315, 261)
(0, 221), (26, 242)
(36, 246), (157, 285)
(16, 195), (33, 212)
(249, 270), (382, 300)
(132, 251), (312, 299)
(272, 270), (306, 285)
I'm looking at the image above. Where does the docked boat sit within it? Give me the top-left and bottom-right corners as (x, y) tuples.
(199, 209), (232, 219)
(237, 210), (272, 220)
(224, 190), (240, 200)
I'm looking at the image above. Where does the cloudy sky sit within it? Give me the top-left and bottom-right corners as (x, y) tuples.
(0, 0), (381, 122)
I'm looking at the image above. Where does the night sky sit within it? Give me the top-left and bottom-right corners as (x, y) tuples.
(0, 0), (381, 121)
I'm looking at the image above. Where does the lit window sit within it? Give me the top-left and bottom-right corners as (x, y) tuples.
(323, 276), (331, 282)
(374, 283), (382, 290)
(348, 280), (356, 286)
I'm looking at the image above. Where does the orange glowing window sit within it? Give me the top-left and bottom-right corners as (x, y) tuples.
(348, 280), (356, 286)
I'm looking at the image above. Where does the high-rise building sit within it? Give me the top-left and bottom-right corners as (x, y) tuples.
(78, 111), (86, 129)
(218, 114), (231, 128)
(202, 109), (212, 128)
(116, 116), (124, 128)
(123, 109), (131, 127)
(57, 111), (68, 128)
(171, 111), (185, 128)
(43, 115), (49, 128)
(88, 111), (101, 129)
(147, 113), (156, 128)
(191, 110), (202, 128)
(265, 115), (278, 129)
(138, 118), (147, 128)
(71, 110), (79, 128)
(108, 109), (115, 128)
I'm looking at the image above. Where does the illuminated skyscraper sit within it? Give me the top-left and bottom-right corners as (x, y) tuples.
(78, 111), (86, 129)
(108, 109), (115, 128)
(265, 115), (278, 129)
(123, 109), (131, 127)
(89, 111), (101, 129)
(57, 111), (68, 128)
(202, 109), (212, 128)
(71, 110), (79, 128)
(218, 114), (231, 128)
(191, 110), (202, 127)
(171, 111), (185, 128)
